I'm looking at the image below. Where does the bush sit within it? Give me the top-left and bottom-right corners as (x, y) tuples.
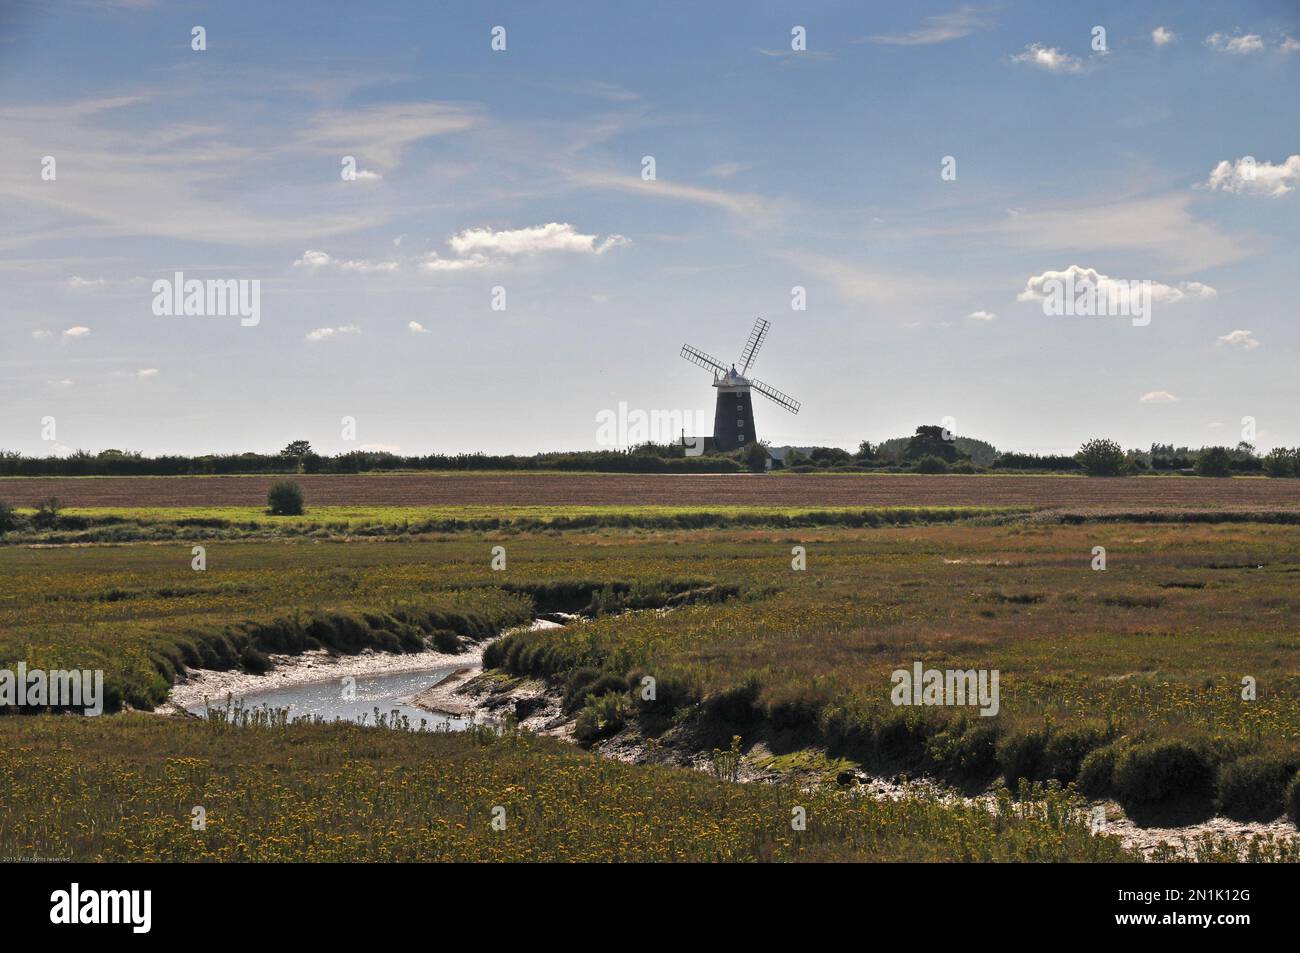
(998, 729), (1048, 785)
(267, 480), (305, 515)
(562, 668), (627, 715)
(926, 717), (999, 777)
(914, 455), (949, 474)
(573, 691), (633, 744)
(1113, 740), (1214, 806)
(1287, 773), (1300, 825)
(1195, 447), (1233, 478)
(1215, 755), (1297, 819)
(31, 497), (63, 528)
(0, 501), (19, 534)
(1076, 438), (1124, 477)
(1077, 744), (1122, 798)
(701, 675), (763, 725)
(632, 672), (701, 730)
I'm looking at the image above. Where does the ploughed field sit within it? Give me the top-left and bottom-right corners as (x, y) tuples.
(3, 471), (1298, 510)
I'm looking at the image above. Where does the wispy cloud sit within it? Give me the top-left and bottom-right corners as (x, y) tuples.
(305, 325), (360, 342)
(1140, 390), (1179, 403)
(1205, 33), (1265, 55)
(862, 7), (991, 46)
(1152, 27), (1176, 47)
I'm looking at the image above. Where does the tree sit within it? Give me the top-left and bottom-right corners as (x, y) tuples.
(280, 440), (314, 473)
(905, 425), (961, 463)
(743, 441), (770, 473)
(1263, 448), (1297, 478)
(1076, 438), (1124, 477)
(1195, 446), (1233, 478)
(853, 441), (878, 462)
(267, 480), (305, 515)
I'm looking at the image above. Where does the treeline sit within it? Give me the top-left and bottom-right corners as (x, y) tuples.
(4, 429), (1298, 477)
(0, 447), (744, 477)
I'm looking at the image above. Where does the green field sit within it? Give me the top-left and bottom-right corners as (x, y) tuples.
(4, 512), (1300, 860)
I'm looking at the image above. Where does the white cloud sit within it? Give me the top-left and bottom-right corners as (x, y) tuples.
(1011, 44), (1083, 73)
(32, 329), (53, 340)
(1204, 155), (1300, 197)
(62, 326), (91, 337)
(305, 324), (361, 342)
(966, 310), (997, 321)
(293, 249), (400, 272)
(137, 367), (160, 377)
(353, 169), (382, 181)
(1140, 391), (1179, 403)
(448, 223), (628, 257)
(67, 275), (105, 289)
(1217, 329), (1260, 350)
(1205, 33), (1264, 55)
(1283, 37), (1300, 53)
(865, 8), (991, 46)
(1018, 265), (1217, 306)
(421, 254), (488, 272)
(1152, 27), (1175, 47)
(407, 321), (430, 334)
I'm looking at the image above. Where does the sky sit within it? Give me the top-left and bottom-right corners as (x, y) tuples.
(1, 0), (1298, 457)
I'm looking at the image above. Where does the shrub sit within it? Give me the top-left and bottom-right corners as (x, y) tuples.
(1287, 774), (1300, 825)
(701, 675), (763, 725)
(631, 671), (702, 730)
(1077, 743), (1122, 798)
(267, 480), (305, 515)
(1195, 447), (1233, 478)
(1113, 740), (1214, 806)
(31, 497), (63, 528)
(914, 455), (949, 474)
(1215, 755), (1296, 819)
(1076, 438), (1124, 477)
(0, 501), (18, 534)
(926, 717), (999, 777)
(573, 691), (633, 744)
(562, 668), (627, 714)
(998, 728), (1049, 785)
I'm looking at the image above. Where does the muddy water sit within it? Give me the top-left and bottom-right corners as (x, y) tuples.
(186, 666), (477, 731)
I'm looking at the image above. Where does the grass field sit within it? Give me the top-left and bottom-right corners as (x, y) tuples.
(4, 475), (1300, 860)
(0, 715), (1141, 862)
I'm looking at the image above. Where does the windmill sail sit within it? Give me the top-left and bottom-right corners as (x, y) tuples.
(738, 318), (770, 376)
(680, 344), (728, 376)
(750, 378), (801, 414)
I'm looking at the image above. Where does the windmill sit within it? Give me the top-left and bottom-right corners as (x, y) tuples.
(680, 318), (800, 452)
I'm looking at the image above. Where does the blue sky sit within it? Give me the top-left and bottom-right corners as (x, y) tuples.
(2, 0), (1298, 456)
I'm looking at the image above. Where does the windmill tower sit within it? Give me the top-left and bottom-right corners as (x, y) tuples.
(680, 318), (801, 452)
